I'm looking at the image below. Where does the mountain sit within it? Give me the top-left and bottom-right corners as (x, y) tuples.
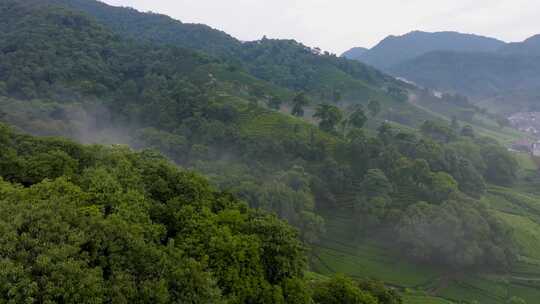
(390, 50), (540, 98)
(28, 0), (242, 58)
(3, 1), (540, 303)
(386, 34), (540, 112)
(499, 34), (540, 56)
(349, 30), (505, 69)
(31, 0), (401, 102)
(341, 47), (368, 60)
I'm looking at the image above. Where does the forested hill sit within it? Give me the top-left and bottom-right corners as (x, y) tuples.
(341, 47), (368, 59)
(499, 34), (540, 56)
(344, 31), (505, 69)
(1, 1), (537, 302)
(0, 123), (406, 303)
(27, 0), (243, 58)
(343, 30), (540, 112)
(389, 50), (540, 98)
(27, 0), (402, 101)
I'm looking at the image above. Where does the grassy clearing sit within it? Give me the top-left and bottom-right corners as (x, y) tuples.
(497, 211), (540, 261)
(314, 191), (540, 303)
(515, 152), (538, 171)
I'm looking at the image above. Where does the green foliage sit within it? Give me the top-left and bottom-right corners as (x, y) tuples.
(292, 92), (310, 117)
(398, 199), (516, 268)
(481, 144), (519, 186)
(420, 120), (457, 143)
(314, 104), (343, 133)
(390, 49), (540, 107)
(0, 124), (313, 303)
(0, 0), (525, 277)
(312, 274), (378, 304)
(349, 107), (369, 129)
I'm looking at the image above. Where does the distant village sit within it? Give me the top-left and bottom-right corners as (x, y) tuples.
(509, 112), (540, 156)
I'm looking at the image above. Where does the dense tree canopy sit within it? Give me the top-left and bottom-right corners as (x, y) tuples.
(0, 0), (522, 275)
(0, 121), (406, 302)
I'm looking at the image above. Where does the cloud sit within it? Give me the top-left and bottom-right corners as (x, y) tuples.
(103, 0), (540, 54)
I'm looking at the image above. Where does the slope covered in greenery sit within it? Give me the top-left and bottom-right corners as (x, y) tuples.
(27, 0), (242, 58)
(0, 0), (524, 267)
(1, 1), (539, 303)
(0, 122), (408, 303)
(0, 123), (307, 303)
(342, 47), (368, 59)
(28, 0), (403, 103)
(390, 50), (540, 100)
(345, 31), (504, 70)
(499, 34), (540, 56)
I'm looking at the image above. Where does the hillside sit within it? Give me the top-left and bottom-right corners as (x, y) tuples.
(344, 31), (505, 70)
(29, 0), (402, 103)
(499, 34), (540, 56)
(0, 122), (410, 303)
(27, 0), (243, 58)
(345, 31), (540, 113)
(341, 47), (368, 60)
(2, 1), (540, 303)
(389, 51), (540, 99)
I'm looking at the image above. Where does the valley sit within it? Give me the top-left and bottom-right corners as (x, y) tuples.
(1, 1), (540, 303)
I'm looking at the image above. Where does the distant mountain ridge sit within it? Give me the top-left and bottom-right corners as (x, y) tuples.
(344, 31), (505, 69)
(499, 34), (540, 56)
(31, 0), (401, 103)
(27, 0), (243, 58)
(389, 51), (540, 97)
(341, 47), (367, 60)
(343, 31), (540, 112)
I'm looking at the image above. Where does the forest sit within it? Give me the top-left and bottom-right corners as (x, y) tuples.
(0, 0), (537, 303)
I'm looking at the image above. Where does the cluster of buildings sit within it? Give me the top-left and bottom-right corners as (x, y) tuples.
(508, 112), (540, 135)
(510, 138), (540, 156)
(508, 112), (540, 157)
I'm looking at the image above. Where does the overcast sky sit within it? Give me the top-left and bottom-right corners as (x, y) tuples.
(102, 0), (540, 54)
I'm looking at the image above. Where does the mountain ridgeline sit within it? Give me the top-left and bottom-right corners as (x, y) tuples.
(341, 47), (368, 60)
(0, 0), (537, 303)
(343, 31), (505, 69)
(343, 30), (540, 112)
(27, 0), (401, 102)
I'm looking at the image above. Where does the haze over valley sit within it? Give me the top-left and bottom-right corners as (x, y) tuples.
(1, 1), (540, 303)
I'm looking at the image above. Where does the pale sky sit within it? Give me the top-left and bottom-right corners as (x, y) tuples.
(102, 0), (540, 54)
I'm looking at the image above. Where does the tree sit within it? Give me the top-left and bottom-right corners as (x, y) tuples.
(362, 169), (393, 198)
(387, 87), (408, 102)
(314, 104), (343, 133)
(349, 107), (368, 129)
(291, 92), (309, 117)
(358, 280), (403, 304)
(312, 275), (378, 304)
(367, 100), (381, 117)
(482, 145), (518, 186)
(420, 121), (456, 143)
(426, 172), (458, 203)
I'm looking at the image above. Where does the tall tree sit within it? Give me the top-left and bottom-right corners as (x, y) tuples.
(314, 104), (343, 133)
(291, 92), (310, 117)
(349, 107), (368, 129)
